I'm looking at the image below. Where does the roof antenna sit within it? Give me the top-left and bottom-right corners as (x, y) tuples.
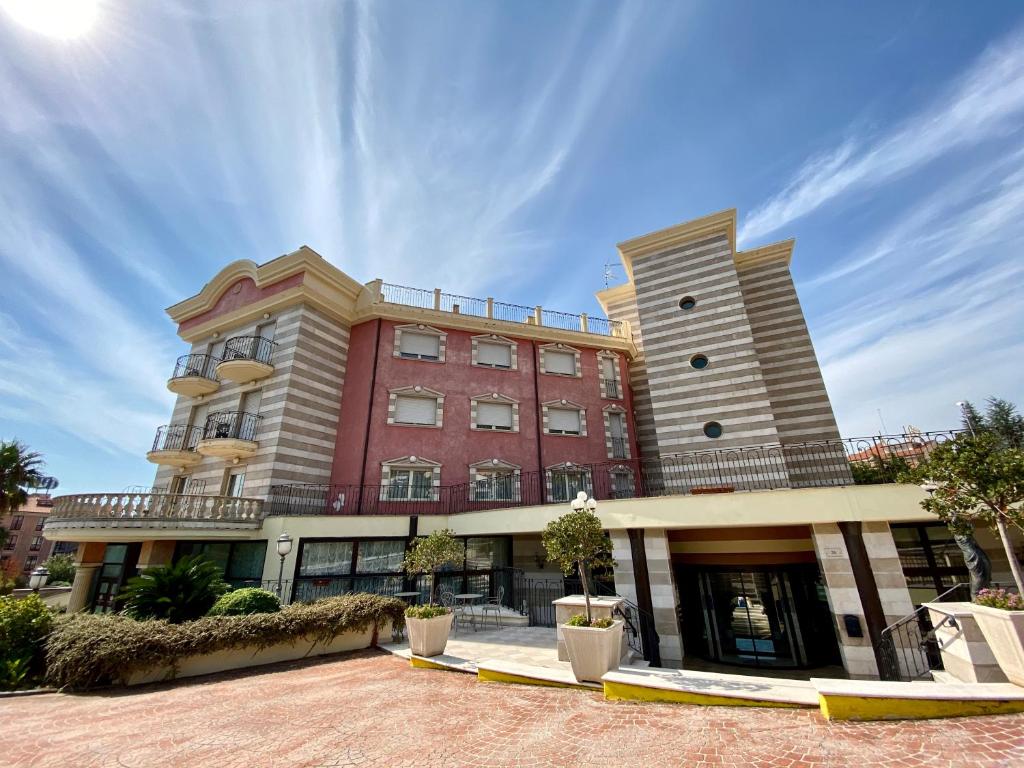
(603, 263), (621, 289)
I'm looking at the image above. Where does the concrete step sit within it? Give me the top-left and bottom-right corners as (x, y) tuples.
(603, 666), (818, 708)
(812, 677), (1024, 721)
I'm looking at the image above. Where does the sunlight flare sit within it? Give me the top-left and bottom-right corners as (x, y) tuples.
(0, 0), (98, 39)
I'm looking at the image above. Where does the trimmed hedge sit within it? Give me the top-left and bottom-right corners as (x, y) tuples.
(208, 588), (281, 617)
(45, 593), (406, 691)
(1, 594), (54, 690)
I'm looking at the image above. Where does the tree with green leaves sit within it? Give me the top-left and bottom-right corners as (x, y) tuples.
(912, 433), (1024, 594)
(42, 554), (76, 585)
(542, 496), (614, 624)
(402, 529), (463, 606)
(0, 441), (45, 516)
(961, 397), (1024, 449)
(118, 555), (229, 623)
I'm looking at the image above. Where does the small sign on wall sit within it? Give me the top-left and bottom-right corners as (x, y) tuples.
(822, 546), (846, 559)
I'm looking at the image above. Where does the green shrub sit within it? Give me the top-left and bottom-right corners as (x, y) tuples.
(564, 613), (615, 629)
(0, 594), (54, 690)
(45, 593), (406, 690)
(41, 554), (76, 584)
(208, 588), (281, 616)
(119, 555), (230, 623)
(405, 604), (448, 619)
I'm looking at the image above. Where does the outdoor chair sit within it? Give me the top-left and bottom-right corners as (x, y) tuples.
(480, 586), (504, 630)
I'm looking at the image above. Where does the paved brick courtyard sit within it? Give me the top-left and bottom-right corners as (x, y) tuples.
(3, 650), (1024, 767)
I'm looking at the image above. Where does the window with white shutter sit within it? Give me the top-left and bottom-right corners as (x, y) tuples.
(548, 408), (581, 435)
(544, 350), (575, 376)
(477, 341), (512, 368)
(399, 332), (440, 360)
(394, 395), (437, 425)
(601, 357), (615, 380)
(477, 402), (513, 430)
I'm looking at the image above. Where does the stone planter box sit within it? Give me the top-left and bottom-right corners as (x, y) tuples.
(124, 624), (389, 686)
(924, 602), (1006, 684)
(553, 595), (625, 662)
(561, 620), (624, 683)
(971, 604), (1024, 687)
(406, 612), (455, 657)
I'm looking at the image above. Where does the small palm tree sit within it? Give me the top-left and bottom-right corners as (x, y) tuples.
(0, 441), (45, 516)
(119, 555), (230, 623)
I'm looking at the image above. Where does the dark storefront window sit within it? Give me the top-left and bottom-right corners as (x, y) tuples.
(174, 540), (268, 588)
(891, 524), (969, 604)
(91, 543), (141, 614)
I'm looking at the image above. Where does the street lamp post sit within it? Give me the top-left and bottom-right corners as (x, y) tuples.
(29, 566), (49, 593)
(276, 533), (293, 602)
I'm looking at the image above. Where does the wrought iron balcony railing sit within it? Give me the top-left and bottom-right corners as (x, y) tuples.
(203, 411), (262, 442)
(379, 282), (626, 338)
(603, 378), (621, 399)
(267, 430), (961, 517)
(152, 424), (204, 453)
(171, 353), (220, 381)
(610, 437), (628, 459)
(46, 493), (265, 524)
(222, 335), (276, 365)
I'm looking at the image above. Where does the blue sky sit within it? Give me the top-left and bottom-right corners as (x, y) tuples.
(2, 1), (1023, 495)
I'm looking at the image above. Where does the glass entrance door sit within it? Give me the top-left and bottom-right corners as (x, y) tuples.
(680, 565), (840, 670)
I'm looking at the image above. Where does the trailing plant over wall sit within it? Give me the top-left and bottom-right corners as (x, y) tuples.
(45, 593), (406, 691)
(119, 555), (230, 623)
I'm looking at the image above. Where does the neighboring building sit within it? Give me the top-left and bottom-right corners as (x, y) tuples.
(2, 494), (63, 577)
(44, 208), (1017, 679)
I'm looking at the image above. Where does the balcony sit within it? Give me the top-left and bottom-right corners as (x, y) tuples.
(603, 378), (621, 399)
(195, 411), (262, 460)
(43, 492), (264, 538)
(378, 283), (628, 339)
(215, 336), (276, 384)
(167, 353), (220, 397)
(146, 424), (204, 468)
(265, 430), (961, 517)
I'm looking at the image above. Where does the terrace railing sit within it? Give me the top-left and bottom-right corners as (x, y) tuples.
(378, 282), (627, 338)
(267, 430), (962, 517)
(47, 492), (265, 524)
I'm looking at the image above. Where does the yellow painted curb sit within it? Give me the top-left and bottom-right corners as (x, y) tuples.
(818, 693), (1024, 721)
(603, 680), (807, 709)
(477, 667), (594, 691)
(409, 656), (458, 672)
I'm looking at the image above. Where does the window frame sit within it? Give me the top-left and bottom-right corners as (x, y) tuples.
(387, 386), (445, 429)
(471, 334), (517, 370)
(379, 456), (441, 502)
(598, 350), (622, 400)
(539, 343), (581, 378)
(546, 463), (593, 503)
(393, 323), (447, 363)
(603, 404), (631, 459)
(468, 459), (522, 502)
(470, 393), (519, 433)
(542, 400), (587, 437)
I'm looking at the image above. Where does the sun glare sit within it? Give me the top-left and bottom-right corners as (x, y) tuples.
(0, 0), (99, 40)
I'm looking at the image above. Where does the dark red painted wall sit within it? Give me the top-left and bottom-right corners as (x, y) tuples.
(331, 319), (638, 488)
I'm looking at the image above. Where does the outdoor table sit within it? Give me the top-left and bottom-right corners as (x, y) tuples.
(454, 593), (483, 631)
(394, 591), (420, 604)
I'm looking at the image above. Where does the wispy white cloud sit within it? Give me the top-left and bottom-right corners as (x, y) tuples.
(740, 25), (1024, 243)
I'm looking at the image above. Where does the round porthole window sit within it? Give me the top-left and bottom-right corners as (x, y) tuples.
(690, 354), (709, 370)
(678, 296), (696, 311)
(703, 421), (723, 439)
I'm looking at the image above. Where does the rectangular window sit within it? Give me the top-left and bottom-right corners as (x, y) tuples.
(24, 555), (37, 572)
(610, 471), (635, 499)
(548, 408), (581, 435)
(356, 540), (406, 573)
(3, 535), (15, 550)
(399, 332), (440, 360)
(477, 341), (512, 368)
(394, 395), (438, 426)
(224, 469), (246, 497)
(609, 412), (627, 458)
(10, 515), (23, 531)
(387, 469), (434, 500)
(550, 471), (589, 502)
(601, 357), (616, 380)
(476, 402), (513, 430)
(299, 540), (354, 577)
(240, 388), (262, 416)
(473, 471), (518, 501)
(35, 519), (44, 531)
(544, 350), (575, 375)
(170, 475), (189, 495)
(466, 537), (510, 570)
(30, 536), (42, 551)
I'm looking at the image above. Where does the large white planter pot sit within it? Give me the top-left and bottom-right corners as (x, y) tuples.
(971, 604), (1024, 686)
(560, 620), (623, 683)
(406, 612), (455, 657)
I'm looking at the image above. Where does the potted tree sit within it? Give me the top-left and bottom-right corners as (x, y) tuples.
(402, 528), (463, 657)
(911, 429), (1024, 684)
(542, 492), (621, 682)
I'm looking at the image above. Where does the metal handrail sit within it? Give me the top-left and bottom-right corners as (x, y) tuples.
(151, 424), (204, 452)
(878, 582), (970, 681)
(171, 353), (220, 380)
(222, 336), (276, 365)
(203, 411), (262, 442)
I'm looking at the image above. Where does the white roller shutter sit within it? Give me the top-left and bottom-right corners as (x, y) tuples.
(601, 357), (615, 380)
(400, 332), (440, 359)
(545, 350), (575, 375)
(477, 402), (513, 429)
(548, 408), (581, 434)
(477, 341), (512, 367)
(395, 395), (437, 425)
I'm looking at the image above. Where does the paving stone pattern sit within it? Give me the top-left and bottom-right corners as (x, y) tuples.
(3, 650), (1024, 767)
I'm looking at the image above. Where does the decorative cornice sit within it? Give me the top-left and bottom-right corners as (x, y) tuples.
(615, 208), (737, 281)
(734, 238), (795, 270)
